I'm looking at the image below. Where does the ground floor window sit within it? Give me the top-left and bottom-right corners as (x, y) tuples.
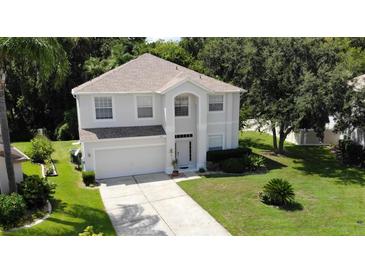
(208, 135), (223, 151)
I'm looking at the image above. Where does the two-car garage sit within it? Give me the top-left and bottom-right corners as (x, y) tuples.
(80, 125), (168, 179)
(93, 143), (166, 179)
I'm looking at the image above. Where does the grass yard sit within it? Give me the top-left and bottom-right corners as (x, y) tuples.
(179, 131), (365, 235)
(1, 141), (115, 236)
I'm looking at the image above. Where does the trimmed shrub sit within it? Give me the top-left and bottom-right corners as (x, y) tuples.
(28, 134), (54, 163)
(338, 139), (364, 166)
(221, 157), (246, 173)
(79, 226), (104, 236)
(260, 178), (295, 206)
(18, 175), (55, 209)
(82, 171), (96, 186)
(207, 147), (252, 163)
(0, 193), (26, 229)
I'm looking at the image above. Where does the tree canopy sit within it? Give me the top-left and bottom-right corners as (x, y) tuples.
(1, 37), (365, 153)
(200, 37), (361, 152)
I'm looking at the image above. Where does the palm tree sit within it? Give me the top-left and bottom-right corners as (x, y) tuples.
(0, 38), (69, 194)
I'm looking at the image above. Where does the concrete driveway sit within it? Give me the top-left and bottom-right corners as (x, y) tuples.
(99, 173), (230, 236)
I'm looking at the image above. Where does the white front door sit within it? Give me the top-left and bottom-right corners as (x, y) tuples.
(176, 140), (190, 167)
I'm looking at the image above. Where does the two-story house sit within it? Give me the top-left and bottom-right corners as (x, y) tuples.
(72, 53), (243, 179)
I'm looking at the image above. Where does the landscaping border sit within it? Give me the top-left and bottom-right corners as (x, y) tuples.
(6, 200), (52, 232)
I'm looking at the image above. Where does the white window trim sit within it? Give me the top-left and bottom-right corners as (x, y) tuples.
(93, 95), (115, 122)
(208, 94), (225, 113)
(135, 94), (155, 120)
(175, 95), (190, 119)
(207, 133), (225, 151)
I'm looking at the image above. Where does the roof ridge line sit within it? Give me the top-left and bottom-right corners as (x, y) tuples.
(72, 54), (146, 93)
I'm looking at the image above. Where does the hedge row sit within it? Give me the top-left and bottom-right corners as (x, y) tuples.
(207, 147), (252, 163)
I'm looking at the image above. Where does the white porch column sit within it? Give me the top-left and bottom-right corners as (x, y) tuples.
(225, 94), (233, 148)
(164, 94), (175, 174)
(197, 94), (208, 169)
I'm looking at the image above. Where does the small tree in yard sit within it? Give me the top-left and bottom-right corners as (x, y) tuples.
(29, 134), (54, 163)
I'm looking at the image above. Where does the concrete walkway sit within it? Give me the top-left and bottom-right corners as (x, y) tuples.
(99, 173), (230, 236)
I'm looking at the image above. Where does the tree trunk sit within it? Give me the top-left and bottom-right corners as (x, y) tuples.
(277, 126), (293, 154)
(272, 126), (278, 152)
(278, 136), (285, 154)
(0, 70), (17, 194)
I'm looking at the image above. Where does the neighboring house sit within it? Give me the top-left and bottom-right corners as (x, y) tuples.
(0, 144), (29, 193)
(72, 53), (243, 179)
(244, 117), (341, 146)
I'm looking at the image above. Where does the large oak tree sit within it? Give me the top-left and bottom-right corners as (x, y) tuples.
(201, 38), (354, 153)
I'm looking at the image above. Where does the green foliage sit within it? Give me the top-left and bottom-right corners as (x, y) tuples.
(0, 193), (26, 229)
(221, 158), (246, 173)
(198, 167), (206, 173)
(260, 178), (295, 206)
(335, 85), (365, 133)
(18, 175), (55, 209)
(44, 159), (56, 176)
(55, 123), (71, 140)
(200, 38), (356, 153)
(338, 139), (364, 166)
(55, 108), (78, 140)
(248, 154), (266, 170)
(207, 148), (252, 163)
(220, 155), (265, 173)
(79, 226), (104, 236)
(29, 134), (54, 163)
(84, 38), (145, 78)
(147, 41), (193, 67)
(82, 171), (96, 186)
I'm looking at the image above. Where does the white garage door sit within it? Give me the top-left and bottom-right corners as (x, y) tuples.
(94, 145), (165, 179)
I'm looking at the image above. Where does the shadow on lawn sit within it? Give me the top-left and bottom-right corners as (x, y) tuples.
(285, 145), (365, 186)
(17, 200), (116, 236)
(240, 135), (365, 186)
(278, 201), (304, 212)
(240, 137), (274, 151)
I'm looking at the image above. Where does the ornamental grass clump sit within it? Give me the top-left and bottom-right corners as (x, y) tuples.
(260, 178), (295, 206)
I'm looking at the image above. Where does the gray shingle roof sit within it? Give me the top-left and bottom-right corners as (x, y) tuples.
(79, 125), (166, 141)
(72, 53), (242, 93)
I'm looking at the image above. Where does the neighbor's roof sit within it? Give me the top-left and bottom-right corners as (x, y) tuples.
(79, 125), (166, 142)
(72, 53), (242, 94)
(0, 144), (29, 163)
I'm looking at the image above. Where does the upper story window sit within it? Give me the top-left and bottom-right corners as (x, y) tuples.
(208, 135), (223, 151)
(94, 96), (113, 120)
(209, 95), (224, 111)
(137, 96), (153, 118)
(175, 95), (189, 117)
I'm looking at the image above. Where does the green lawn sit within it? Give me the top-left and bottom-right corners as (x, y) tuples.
(1, 141), (115, 236)
(179, 131), (365, 235)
